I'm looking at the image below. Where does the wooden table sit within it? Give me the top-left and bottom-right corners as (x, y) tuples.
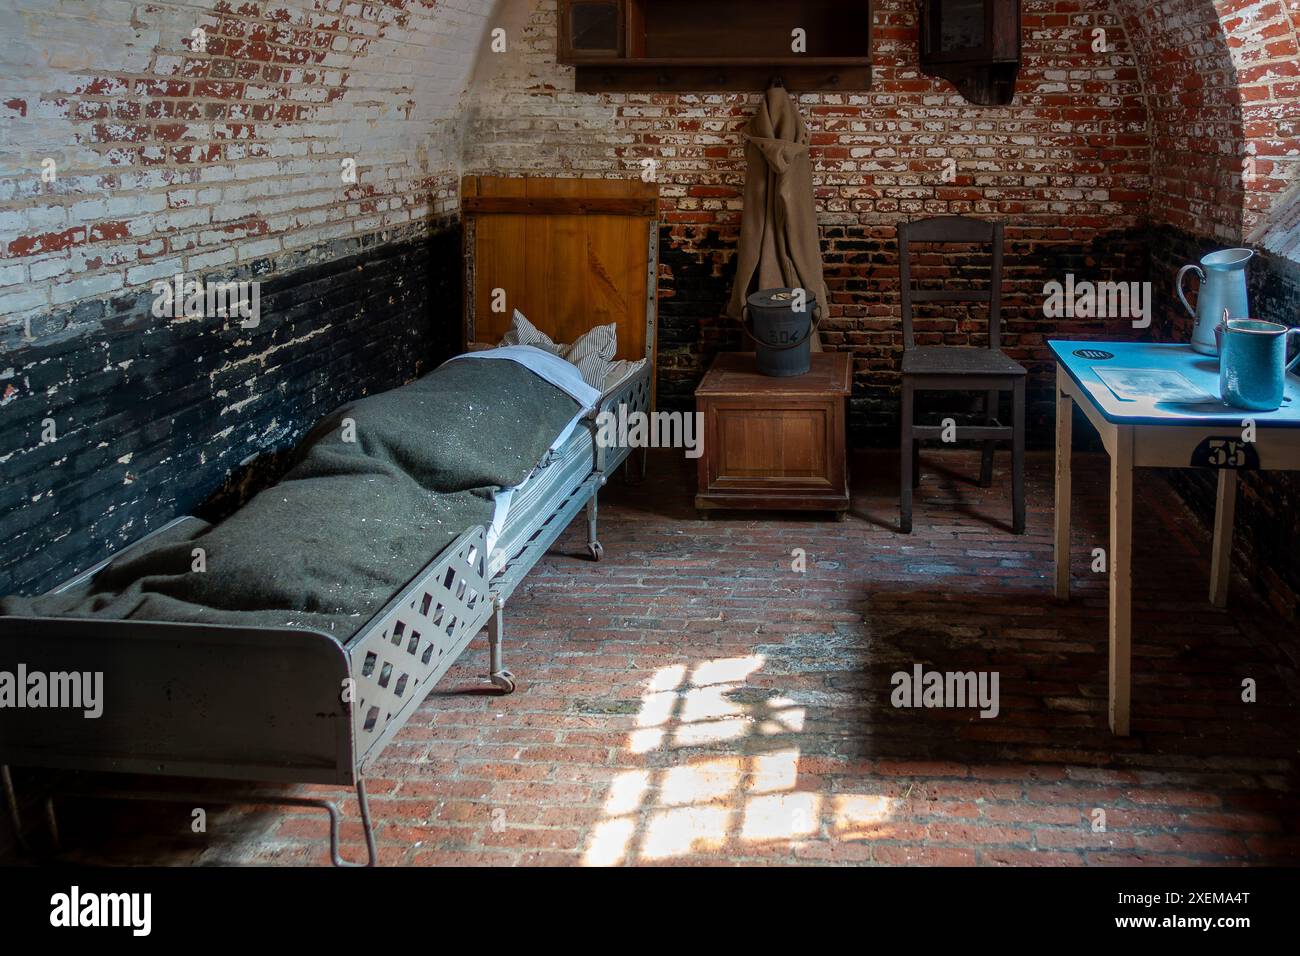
(1050, 340), (1300, 735)
(695, 352), (852, 516)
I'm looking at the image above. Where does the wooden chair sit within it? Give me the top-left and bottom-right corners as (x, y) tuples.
(898, 216), (1025, 534)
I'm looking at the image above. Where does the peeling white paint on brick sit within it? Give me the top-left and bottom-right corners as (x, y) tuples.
(1, 0), (501, 339)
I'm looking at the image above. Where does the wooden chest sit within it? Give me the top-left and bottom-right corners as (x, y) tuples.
(694, 352), (852, 516)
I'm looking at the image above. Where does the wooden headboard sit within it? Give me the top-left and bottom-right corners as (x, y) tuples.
(461, 176), (659, 371)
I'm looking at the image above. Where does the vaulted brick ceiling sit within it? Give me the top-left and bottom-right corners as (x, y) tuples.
(1109, 0), (1300, 241)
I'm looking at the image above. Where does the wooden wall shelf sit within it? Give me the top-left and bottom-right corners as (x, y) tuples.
(559, 0), (872, 92)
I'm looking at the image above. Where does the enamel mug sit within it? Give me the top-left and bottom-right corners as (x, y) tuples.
(1219, 318), (1300, 411)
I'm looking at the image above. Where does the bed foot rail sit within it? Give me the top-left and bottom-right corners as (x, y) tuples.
(486, 598), (516, 694)
(9, 773), (377, 868)
(587, 478), (606, 561)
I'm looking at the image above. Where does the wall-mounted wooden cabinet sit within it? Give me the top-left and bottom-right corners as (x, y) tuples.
(558, 0), (872, 92)
(559, 0), (624, 60)
(918, 0), (1021, 105)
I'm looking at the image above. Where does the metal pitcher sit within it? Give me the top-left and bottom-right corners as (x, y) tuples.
(1176, 248), (1253, 356)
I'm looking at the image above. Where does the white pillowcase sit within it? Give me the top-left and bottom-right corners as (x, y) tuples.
(499, 310), (619, 390)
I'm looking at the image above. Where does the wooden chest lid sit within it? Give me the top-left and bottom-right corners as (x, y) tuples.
(696, 351), (852, 397)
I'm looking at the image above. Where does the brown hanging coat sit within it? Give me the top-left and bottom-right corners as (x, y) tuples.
(726, 86), (827, 351)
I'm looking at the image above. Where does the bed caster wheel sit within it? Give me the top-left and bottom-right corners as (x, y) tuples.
(490, 670), (516, 694)
(587, 541), (604, 561)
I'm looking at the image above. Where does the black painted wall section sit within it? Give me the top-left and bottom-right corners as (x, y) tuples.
(0, 221), (462, 598)
(656, 227), (738, 415)
(1150, 225), (1300, 625)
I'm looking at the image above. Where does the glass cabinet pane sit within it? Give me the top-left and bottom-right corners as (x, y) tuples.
(570, 2), (620, 53)
(936, 0), (985, 53)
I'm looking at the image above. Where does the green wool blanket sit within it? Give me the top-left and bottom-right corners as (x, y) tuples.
(2, 358), (581, 640)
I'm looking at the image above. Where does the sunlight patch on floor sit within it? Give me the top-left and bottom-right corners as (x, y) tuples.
(583, 655), (897, 865)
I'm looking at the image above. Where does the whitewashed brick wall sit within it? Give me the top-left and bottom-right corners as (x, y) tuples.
(0, 0), (500, 342)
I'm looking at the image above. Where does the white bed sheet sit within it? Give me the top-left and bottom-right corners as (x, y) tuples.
(451, 345), (600, 409)
(486, 419), (593, 557)
(461, 345), (642, 554)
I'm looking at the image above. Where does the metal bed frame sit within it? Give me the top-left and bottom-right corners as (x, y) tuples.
(0, 367), (651, 866)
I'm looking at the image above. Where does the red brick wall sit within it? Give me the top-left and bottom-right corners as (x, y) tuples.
(461, 1), (1299, 429)
(466, 2), (1151, 224)
(1114, 0), (1300, 244)
(465, 0), (1154, 431)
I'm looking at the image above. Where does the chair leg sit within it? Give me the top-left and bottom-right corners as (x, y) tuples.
(979, 389), (997, 487)
(1012, 378), (1025, 534)
(911, 435), (920, 489)
(900, 379), (914, 534)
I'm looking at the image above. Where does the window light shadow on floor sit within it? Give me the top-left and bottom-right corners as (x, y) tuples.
(583, 655), (897, 865)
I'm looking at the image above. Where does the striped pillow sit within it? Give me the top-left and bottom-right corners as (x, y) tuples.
(499, 310), (618, 389)
(500, 309), (564, 355)
(562, 323), (618, 389)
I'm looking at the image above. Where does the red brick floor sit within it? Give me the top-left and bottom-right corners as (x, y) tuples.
(17, 449), (1300, 866)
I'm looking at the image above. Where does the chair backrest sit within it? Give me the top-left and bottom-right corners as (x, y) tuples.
(897, 215), (1005, 351)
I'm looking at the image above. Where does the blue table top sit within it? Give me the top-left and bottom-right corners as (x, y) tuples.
(1048, 340), (1300, 428)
